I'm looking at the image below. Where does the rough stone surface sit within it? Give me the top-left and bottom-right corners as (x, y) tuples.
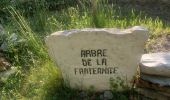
(141, 74), (170, 86)
(45, 26), (148, 90)
(140, 52), (170, 77)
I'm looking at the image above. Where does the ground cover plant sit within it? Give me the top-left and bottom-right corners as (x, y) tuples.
(0, 0), (170, 99)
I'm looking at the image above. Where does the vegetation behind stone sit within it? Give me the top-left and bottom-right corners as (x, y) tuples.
(0, 0), (170, 99)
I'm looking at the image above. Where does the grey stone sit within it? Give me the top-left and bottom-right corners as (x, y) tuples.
(140, 52), (170, 77)
(0, 33), (26, 51)
(103, 91), (113, 100)
(141, 74), (170, 86)
(0, 42), (8, 52)
(45, 26), (148, 90)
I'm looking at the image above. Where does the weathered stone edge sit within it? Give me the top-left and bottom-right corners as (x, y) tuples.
(47, 26), (148, 37)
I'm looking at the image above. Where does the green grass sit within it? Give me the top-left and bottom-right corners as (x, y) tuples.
(0, 0), (170, 99)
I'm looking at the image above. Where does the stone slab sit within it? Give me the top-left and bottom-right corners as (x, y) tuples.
(137, 88), (170, 100)
(45, 26), (148, 90)
(140, 52), (170, 77)
(136, 79), (170, 94)
(141, 74), (170, 86)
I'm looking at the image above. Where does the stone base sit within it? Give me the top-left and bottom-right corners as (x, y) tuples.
(137, 88), (170, 100)
(136, 79), (170, 100)
(137, 79), (170, 94)
(141, 74), (170, 86)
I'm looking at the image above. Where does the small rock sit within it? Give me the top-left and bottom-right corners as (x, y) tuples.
(103, 91), (113, 100)
(0, 42), (8, 52)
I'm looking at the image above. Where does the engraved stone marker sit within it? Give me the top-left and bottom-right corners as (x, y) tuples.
(45, 26), (148, 90)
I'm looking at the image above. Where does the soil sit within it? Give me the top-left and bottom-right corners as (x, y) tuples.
(147, 34), (170, 53)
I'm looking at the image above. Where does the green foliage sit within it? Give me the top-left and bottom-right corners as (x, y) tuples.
(109, 77), (135, 100)
(6, 7), (47, 65)
(0, 66), (24, 99)
(0, 1), (9, 23)
(0, 0), (170, 99)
